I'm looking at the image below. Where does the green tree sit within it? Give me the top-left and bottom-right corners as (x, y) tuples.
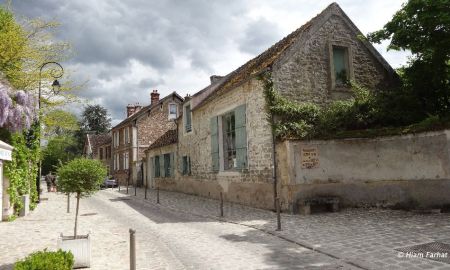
(43, 110), (80, 137)
(368, 0), (450, 116)
(80, 104), (111, 133)
(41, 135), (79, 175)
(57, 158), (106, 237)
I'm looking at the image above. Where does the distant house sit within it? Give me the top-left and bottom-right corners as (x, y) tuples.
(111, 90), (183, 186)
(144, 3), (399, 210)
(83, 133), (112, 175)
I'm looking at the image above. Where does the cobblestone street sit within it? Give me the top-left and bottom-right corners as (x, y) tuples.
(1, 185), (449, 269)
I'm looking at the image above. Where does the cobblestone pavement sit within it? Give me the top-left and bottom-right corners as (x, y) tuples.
(118, 186), (450, 270)
(0, 185), (356, 270)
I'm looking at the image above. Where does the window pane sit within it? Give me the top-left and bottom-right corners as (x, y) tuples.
(164, 153), (171, 177)
(155, 156), (160, 177)
(333, 46), (347, 84)
(222, 112), (237, 170)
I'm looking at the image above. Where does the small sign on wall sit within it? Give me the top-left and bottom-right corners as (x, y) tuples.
(301, 147), (319, 169)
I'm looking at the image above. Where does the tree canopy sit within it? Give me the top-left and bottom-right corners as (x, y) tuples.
(80, 104), (111, 133)
(368, 0), (450, 116)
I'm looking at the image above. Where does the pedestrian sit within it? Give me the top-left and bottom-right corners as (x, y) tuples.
(51, 174), (57, 192)
(45, 172), (52, 192)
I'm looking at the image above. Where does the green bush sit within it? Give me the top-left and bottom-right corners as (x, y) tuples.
(14, 249), (74, 270)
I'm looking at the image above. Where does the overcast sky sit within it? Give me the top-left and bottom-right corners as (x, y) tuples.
(5, 0), (410, 125)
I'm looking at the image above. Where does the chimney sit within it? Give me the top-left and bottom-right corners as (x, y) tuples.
(126, 104), (136, 117)
(210, 75), (223, 84)
(134, 103), (142, 112)
(184, 94), (191, 101)
(150, 90), (160, 105)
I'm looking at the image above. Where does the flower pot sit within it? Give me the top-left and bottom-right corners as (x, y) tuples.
(57, 233), (91, 268)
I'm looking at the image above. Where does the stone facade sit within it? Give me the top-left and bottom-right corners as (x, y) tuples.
(143, 3), (399, 210)
(112, 92), (183, 186)
(272, 8), (397, 105)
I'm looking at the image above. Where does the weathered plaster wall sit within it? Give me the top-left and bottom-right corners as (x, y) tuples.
(277, 130), (450, 212)
(272, 14), (396, 105)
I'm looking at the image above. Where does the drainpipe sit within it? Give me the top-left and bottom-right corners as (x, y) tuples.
(134, 119), (139, 187)
(271, 113), (278, 211)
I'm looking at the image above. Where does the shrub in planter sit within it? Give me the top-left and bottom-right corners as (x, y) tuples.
(14, 249), (74, 270)
(57, 158), (106, 237)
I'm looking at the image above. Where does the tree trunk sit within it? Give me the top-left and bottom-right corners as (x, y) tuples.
(74, 192), (80, 238)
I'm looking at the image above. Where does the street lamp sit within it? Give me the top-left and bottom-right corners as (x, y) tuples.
(36, 62), (64, 203)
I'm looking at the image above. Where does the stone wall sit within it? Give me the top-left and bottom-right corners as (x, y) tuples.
(272, 14), (396, 105)
(146, 79), (276, 209)
(277, 130), (450, 212)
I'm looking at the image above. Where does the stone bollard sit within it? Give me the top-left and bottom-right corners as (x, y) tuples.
(67, 194), (70, 213)
(157, 187), (160, 204)
(220, 192), (224, 217)
(276, 197), (281, 231)
(129, 229), (136, 270)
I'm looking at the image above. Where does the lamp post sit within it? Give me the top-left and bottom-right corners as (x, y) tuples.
(36, 62), (64, 203)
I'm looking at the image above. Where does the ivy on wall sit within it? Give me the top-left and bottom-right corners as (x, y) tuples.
(1, 122), (40, 217)
(259, 71), (450, 141)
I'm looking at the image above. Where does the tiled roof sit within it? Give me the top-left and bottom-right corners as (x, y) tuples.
(148, 129), (177, 150)
(87, 133), (111, 155)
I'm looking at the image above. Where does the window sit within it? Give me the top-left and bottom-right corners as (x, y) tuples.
(154, 156), (160, 177)
(164, 153), (171, 177)
(168, 104), (177, 120)
(182, 156), (191, 175)
(114, 132), (119, 148)
(114, 154), (117, 170)
(184, 104), (192, 133)
(125, 127), (129, 144)
(124, 152), (129, 170)
(330, 44), (352, 89)
(222, 112), (236, 170)
(211, 104), (247, 171)
(99, 148), (103, 160)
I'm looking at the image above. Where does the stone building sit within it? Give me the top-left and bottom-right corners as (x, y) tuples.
(111, 90), (183, 186)
(144, 3), (399, 210)
(83, 133), (113, 175)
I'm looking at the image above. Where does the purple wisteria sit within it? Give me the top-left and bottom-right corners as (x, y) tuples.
(0, 83), (37, 132)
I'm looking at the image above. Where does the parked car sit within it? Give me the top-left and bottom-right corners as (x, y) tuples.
(101, 177), (118, 188)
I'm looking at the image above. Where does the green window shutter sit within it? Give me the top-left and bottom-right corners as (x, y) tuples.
(170, 153), (175, 177)
(160, 155), (165, 178)
(151, 157), (155, 178)
(235, 104), (247, 170)
(210, 116), (219, 171)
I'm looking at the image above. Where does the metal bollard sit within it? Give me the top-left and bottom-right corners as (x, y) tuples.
(126, 179), (129, 194)
(129, 229), (136, 270)
(67, 194), (70, 213)
(220, 192), (224, 217)
(134, 184), (137, 196)
(276, 197), (281, 231)
(157, 187), (160, 204)
(119, 182), (121, 192)
(144, 184), (147, 199)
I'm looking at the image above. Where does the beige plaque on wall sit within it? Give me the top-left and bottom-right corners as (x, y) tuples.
(301, 147), (319, 169)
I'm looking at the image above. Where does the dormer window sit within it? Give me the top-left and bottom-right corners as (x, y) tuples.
(168, 103), (177, 120)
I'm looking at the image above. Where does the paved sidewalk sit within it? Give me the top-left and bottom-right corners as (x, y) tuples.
(119, 185), (450, 270)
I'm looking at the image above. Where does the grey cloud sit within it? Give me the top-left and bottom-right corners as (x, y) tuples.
(238, 18), (283, 55)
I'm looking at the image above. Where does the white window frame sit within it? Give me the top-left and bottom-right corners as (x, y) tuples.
(168, 103), (178, 120)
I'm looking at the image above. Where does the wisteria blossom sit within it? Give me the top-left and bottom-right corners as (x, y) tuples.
(0, 81), (37, 132)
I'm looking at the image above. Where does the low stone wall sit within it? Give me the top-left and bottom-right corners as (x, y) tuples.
(277, 130), (450, 212)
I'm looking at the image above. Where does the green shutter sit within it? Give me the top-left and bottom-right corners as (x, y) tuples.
(170, 153), (175, 177)
(235, 104), (247, 170)
(160, 155), (165, 178)
(210, 116), (219, 171)
(151, 157), (155, 178)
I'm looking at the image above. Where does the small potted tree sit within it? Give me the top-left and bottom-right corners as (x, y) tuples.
(56, 158), (106, 268)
